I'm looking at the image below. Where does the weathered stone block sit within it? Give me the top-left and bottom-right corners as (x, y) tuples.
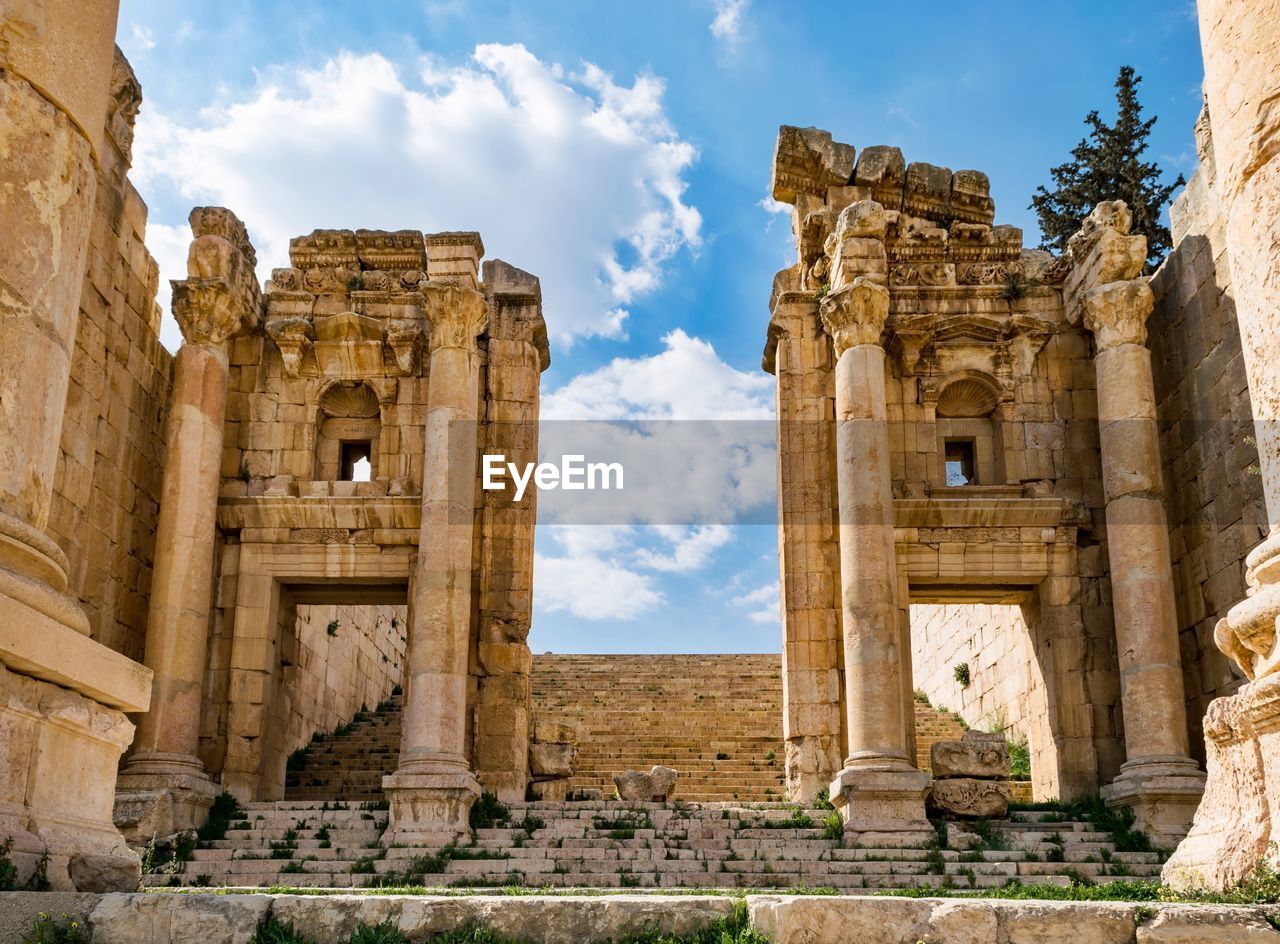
(614, 765), (678, 802)
(930, 730), (1011, 779)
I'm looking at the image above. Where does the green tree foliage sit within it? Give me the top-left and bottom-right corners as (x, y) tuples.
(1030, 66), (1184, 266)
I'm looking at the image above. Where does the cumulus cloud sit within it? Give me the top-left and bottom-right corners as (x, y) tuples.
(710, 0), (750, 51)
(532, 333), (774, 620)
(133, 45), (700, 347)
(732, 580), (780, 625)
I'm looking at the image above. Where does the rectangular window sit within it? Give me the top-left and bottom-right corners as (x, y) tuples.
(944, 440), (976, 487)
(339, 440), (372, 482)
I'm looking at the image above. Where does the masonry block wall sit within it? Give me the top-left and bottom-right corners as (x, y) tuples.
(1148, 108), (1261, 762)
(279, 604), (407, 765)
(909, 603), (1051, 784)
(47, 50), (172, 664)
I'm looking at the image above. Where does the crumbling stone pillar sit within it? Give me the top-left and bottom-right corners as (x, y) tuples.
(115, 208), (260, 842)
(0, 0), (154, 891)
(384, 280), (488, 843)
(821, 272), (932, 846)
(765, 266), (844, 803)
(1165, 0), (1280, 892)
(1067, 202), (1205, 846)
(473, 261), (549, 803)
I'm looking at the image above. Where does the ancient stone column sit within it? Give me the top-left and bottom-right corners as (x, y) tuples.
(1164, 0), (1280, 891)
(1069, 207), (1205, 845)
(0, 0), (160, 891)
(821, 276), (933, 845)
(384, 280), (488, 843)
(765, 265), (844, 803)
(115, 208), (260, 842)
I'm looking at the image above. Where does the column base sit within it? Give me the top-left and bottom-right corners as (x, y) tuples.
(114, 753), (220, 847)
(1101, 758), (1206, 849)
(382, 769), (481, 846)
(829, 765), (934, 847)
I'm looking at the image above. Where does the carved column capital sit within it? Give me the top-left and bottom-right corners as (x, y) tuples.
(1216, 532), (1280, 681)
(172, 206), (261, 347)
(423, 281), (489, 353)
(1082, 279), (1154, 351)
(820, 277), (890, 355)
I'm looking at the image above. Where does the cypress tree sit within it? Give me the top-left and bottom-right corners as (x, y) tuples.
(1030, 66), (1184, 266)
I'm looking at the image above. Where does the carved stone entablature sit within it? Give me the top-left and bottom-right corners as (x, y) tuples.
(903, 162), (952, 220)
(890, 262), (954, 288)
(385, 319), (424, 375)
(819, 277), (890, 355)
(484, 259), (552, 372)
(289, 229), (358, 270)
(771, 125), (855, 204)
(354, 229), (427, 271)
(891, 311), (1056, 385)
(265, 317), (314, 378)
(949, 170), (995, 225)
(424, 281), (489, 353)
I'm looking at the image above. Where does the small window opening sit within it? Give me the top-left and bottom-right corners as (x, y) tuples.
(340, 441), (372, 482)
(944, 440), (976, 487)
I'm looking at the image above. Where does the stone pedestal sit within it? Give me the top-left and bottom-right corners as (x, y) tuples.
(821, 270), (933, 846)
(383, 280), (488, 844)
(116, 209), (260, 844)
(1068, 204), (1204, 846)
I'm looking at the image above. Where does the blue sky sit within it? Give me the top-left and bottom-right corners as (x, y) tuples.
(117, 0), (1205, 654)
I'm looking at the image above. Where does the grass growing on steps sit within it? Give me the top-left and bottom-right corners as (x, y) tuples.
(248, 901), (768, 943)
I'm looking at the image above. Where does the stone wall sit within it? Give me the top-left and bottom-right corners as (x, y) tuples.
(46, 50), (172, 664)
(279, 604), (406, 760)
(909, 603), (1052, 795)
(1148, 110), (1262, 762)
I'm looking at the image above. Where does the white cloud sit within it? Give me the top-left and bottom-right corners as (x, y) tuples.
(710, 0), (750, 50)
(131, 24), (156, 51)
(633, 525), (733, 572)
(132, 45), (700, 348)
(543, 328), (773, 421)
(531, 334), (773, 620)
(144, 222), (192, 351)
(535, 527), (664, 621)
(732, 579), (780, 624)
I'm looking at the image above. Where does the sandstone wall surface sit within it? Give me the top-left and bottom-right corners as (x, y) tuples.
(1148, 119), (1261, 763)
(47, 52), (172, 665)
(279, 604), (407, 760)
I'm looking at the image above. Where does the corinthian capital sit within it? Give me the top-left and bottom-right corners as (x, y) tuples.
(423, 281), (489, 352)
(172, 206), (261, 346)
(820, 277), (890, 355)
(1083, 279), (1154, 351)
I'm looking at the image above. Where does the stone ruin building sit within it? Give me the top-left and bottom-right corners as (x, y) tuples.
(3, 0), (1280, 935)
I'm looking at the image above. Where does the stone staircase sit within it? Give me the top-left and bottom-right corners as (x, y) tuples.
(149, 801), (1166, 892)
(531, 654), (786, 801)
(284, 654), (1017, 803)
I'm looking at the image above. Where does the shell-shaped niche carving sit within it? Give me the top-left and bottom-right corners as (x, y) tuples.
(936, 377), (998, 418)
(318, 382), (380, 418)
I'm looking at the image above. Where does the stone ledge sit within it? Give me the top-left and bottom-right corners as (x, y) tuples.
(0, 595), (151, 712)
(1, 892), (1277, 944)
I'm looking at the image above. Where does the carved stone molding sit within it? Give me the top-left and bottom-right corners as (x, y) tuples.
(265, 318), (314, 378)
(819, 277), (890, 355)
(1082, 279), (1155, 350)
(385, 319), (425, 375)
(424, 281), (489, 353)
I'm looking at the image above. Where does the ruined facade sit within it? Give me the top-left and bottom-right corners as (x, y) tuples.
(765, 131), (1208, 845)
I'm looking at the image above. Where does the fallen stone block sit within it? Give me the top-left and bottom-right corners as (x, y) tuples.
(930, 730), (1010, 779)
(928, 778), (1011, 819)
(614, 765), (678, 802)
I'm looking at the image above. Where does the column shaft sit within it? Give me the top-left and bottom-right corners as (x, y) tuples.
(400, 343), (481, 771)
(1095, 345), (1191, 765)
(834, 344), (911, 767)
(384, 280), (488, 843)
(130, 342), (229, 760)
